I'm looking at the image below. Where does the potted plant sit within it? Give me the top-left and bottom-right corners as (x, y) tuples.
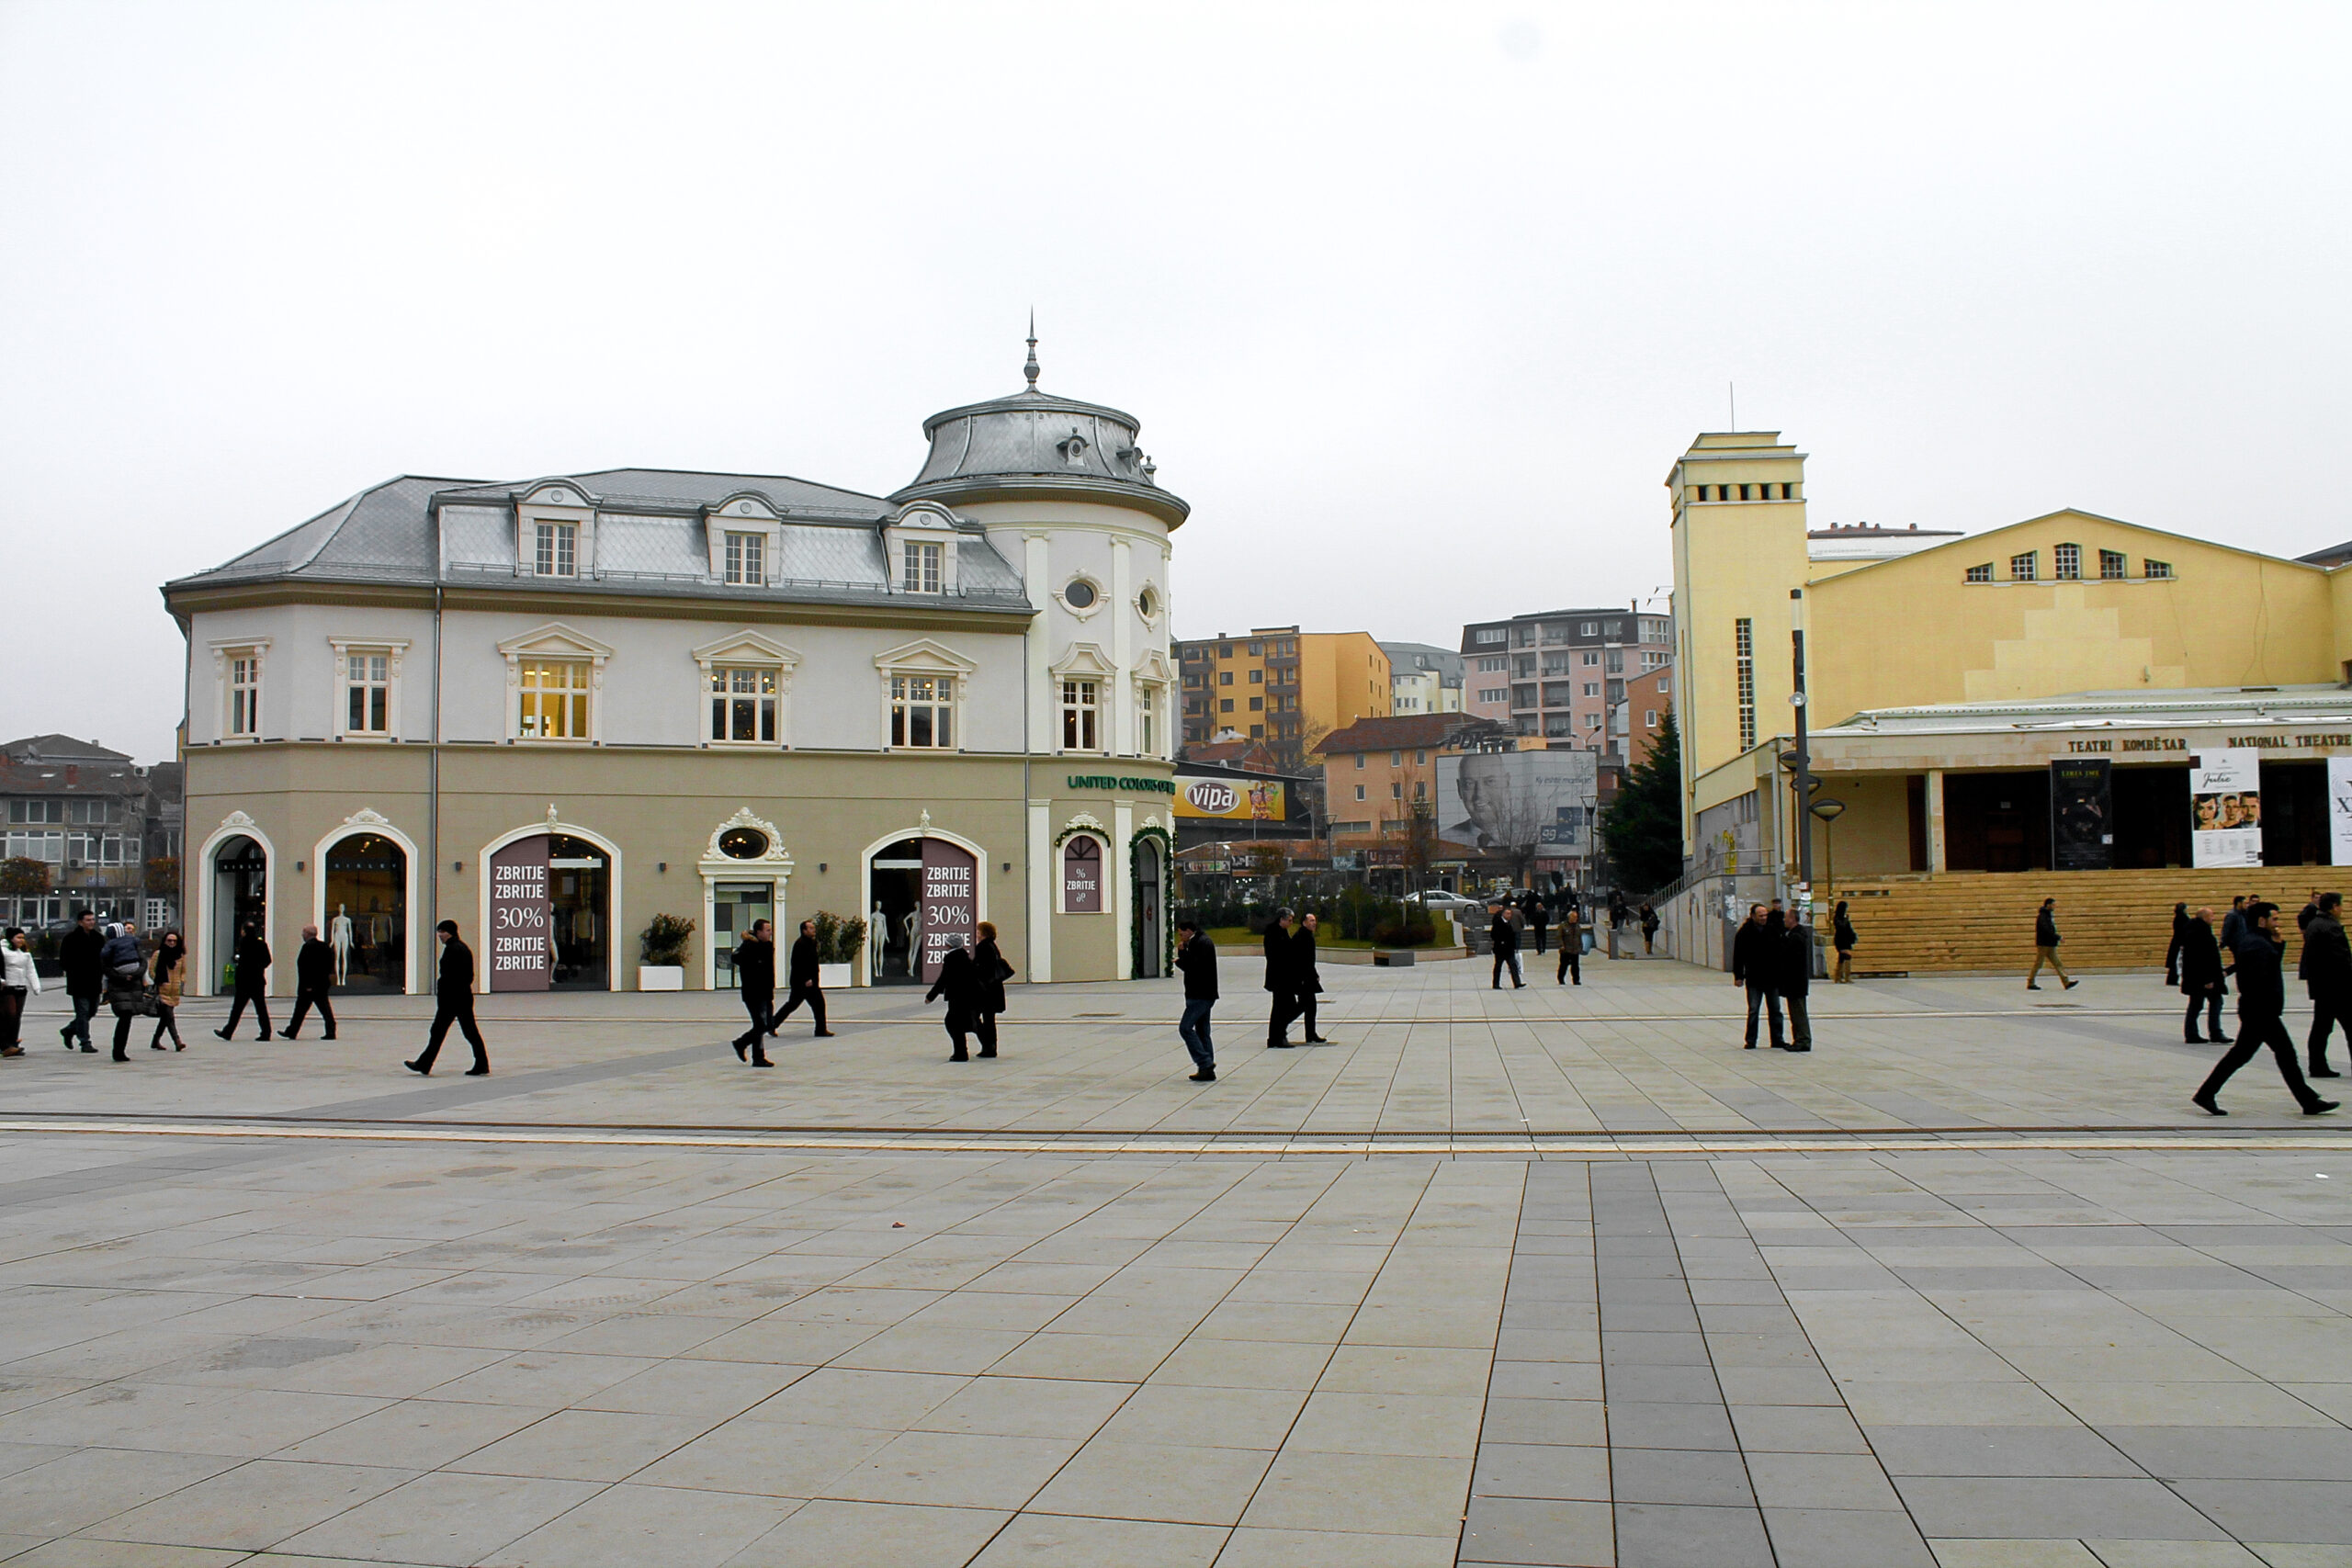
(639, 912), (695, 991)
(810, 909), (866, 989)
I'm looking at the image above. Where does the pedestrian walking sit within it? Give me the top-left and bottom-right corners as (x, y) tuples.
(1175, 918), (1218, 1081)
(1556, 906), (1583, 986)
(2178, 906), (2228, 1044)
(57, 909), (102, 1053)
(970, 920), (1011, 1059)
(215, 921), (274, 1040)
(772, 919), (835, 1037)
(282, 924), (337, 1040)
(1732, 903), (1784, 1048)
(2221, 895), (2249, 954)
(924, 942), (982, 1061)
(405, 919), (487, 1076)
(1774, 908), (1814, 1052)
(1639, 902), (1659, 955)
(100, 919), (147, 1061)
(2300, 892), (2349, 1078)
(148, 931), (187, 1051)
(2026, 897), (2077, 990)
(1488, 903), (1524, 989)
(1264, 908), (1303, 1047)
(2298, 890), (2324, 933)
(0, 927), (39, 1056)
(1296, 912), (1329, 1042)
(1832, 900), (1858, 983)
(2164, 902), (2189, 987)
(729, 919), (775, 1066)
(2194, 901), (2339, 1116)
(1527, 897), (1549, 956)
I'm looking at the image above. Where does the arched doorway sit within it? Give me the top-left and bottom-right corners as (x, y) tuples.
(1132, 836), (1166, 978)
(211, 835), (266, 992)
(482, 823), (617, 992)
(865, 834), (978, 985)
(322, 832), (406, 992)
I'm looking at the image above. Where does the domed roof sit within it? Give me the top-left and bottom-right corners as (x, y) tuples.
(891, 332), (1189, 526)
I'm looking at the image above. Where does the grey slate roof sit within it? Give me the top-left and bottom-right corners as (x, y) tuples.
(166, 469), (1033, 614)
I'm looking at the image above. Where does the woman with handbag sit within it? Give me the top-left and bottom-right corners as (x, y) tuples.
(0, 927), (38, 1057)
(149, 931), (188, 1051)
(971, 920), (1013, 1059)
(100, 919), (151, 1062)
(1832, 901), (1858, 983)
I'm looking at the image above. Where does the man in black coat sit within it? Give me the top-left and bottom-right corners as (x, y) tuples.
(1264, 908), (1302, 1047)
(406, 919), (487, 1076)
(2177, 906), (2228, 1044)
(1489, 904), (1523, 989)
(1774, 913), (1814, 1052)
(216, 922), (274, 1041)
(925, 944), (980, 1062)
(730, 919), (776, 1066)
(57, 909), (104, 1053)
(1731, 903), (1783, 1049)
(1556, 906), (1583, 986)
(2300, 892), (2350, 1078)
(2195, 901), (2337, 1116)
(772, 919), (836, 1037)
(1175, 918), (1218, 1081)
(1527, 897), (1548, 956)
(282, 923), (337, 1040)
(2027, 897), (2077, 990)
(1295, 912), (1329, 1043)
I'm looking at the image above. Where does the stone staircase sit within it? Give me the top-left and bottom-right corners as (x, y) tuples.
(1820, 867), (2335, 975)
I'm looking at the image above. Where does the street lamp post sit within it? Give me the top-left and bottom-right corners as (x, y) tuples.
(1790, 589), (1815, 901)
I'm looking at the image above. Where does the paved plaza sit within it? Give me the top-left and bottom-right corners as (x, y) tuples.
(0, 955), (2346, 1566)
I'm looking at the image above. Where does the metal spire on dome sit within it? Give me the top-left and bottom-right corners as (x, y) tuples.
(1023, 310), (1039, 392)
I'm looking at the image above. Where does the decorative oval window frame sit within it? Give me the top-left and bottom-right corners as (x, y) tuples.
(718, 827), (771, 861)
(1135, 582), (1162, 625)
(1057, 575), (1106, 619)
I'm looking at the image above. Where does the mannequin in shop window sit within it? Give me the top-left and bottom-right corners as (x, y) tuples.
(869, 903), (888, 977)
(331, 906), (355, 986)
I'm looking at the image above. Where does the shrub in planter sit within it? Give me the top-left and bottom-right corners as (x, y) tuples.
(809, 910), (867, 965)
(1370, 917), (1436, 947)
(639, 913), (695, 967)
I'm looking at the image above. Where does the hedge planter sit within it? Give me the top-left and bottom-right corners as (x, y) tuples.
(638, 965), (684, 992)
(820, 962), (854, 990)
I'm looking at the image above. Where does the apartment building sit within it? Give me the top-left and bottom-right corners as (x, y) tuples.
(1459, 606), (1674, 753)
(1177, 626), (1390, 751)
(1381, 642), (1464, 716)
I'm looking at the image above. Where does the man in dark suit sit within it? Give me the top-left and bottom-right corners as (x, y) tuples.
(406, 919), (487, 1077)
(216, 922), (274, 1041)
(1295, 912), (1329, 1043)
(773, 919), (835, 1037)
(1264, 908), (1301, 1048)
(1732, 903), (1782, 1049)
(57, 910), (104, 1053)
(730, 919), (776, 1066)
(282, 923), (337, 1040)
(2300, 892), (2350, 1078)
(1175, 918), (1218, 1081)
(1489, 904), (1523, 989)
(1774, 911), (1814, 1052)
(2195, 901), (2337, 1116)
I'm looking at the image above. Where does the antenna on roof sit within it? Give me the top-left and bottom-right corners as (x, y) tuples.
(1728, 380), (1736, 430)
(1024, 311), (1040, 392)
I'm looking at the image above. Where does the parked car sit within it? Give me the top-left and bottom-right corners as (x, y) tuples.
(1406, 890), (1483, 911)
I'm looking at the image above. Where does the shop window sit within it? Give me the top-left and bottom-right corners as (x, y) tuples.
(519, 660), (591, 739)
(710, 666), (778, 743)
(1061, 679), (1101, 750)
(2099, 548), (2129, 581)
(2010, 550), (2039, 581)
(1965, 562), (1994, 583)
(2054, 543), (2082, 580)
(534, 521), (578, 578)
(889, 674), (954, 748)
(2145, 559), (2172, 579)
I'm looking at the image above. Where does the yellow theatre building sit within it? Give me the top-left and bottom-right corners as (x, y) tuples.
(1668, 431), (2352, 970)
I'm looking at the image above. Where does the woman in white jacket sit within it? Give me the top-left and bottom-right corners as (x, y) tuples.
(0, 928), (40, 1058)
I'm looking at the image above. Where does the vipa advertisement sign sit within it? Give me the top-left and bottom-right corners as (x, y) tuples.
(1174, 775), (1285, 821)
(2189, 749), (2263, 868)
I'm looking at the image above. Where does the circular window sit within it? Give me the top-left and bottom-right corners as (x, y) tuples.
(718, 828), (769, 860)
(1063, 578), (1099, 609)
(1136, 585), (1159, 619)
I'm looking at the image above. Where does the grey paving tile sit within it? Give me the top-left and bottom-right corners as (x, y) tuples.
(1478, 1397), (1609, 1449)
(2096, 1426), (2352, 1482)
(1869, 1424), (2145, 1478)
(1459, 1495), (1615, 1565)
(1610, 1448), (1755, 1507)
(1611, 1501), (1774, 1567)
(1893, 1476), (2228, 1540)
(1469, 1440), (1611, 1502)
(1761, 1506), (1937, 1566)
(2165, 1479), (2352, 1544)
(1604, 1401), (1737, 1451)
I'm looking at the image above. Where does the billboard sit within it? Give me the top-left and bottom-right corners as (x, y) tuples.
(2049, 758), (2113, 871)
(1435, 748), (1600, 855)
(1174, 774), (1286, 820)
(2331, 755), (2352, 865)
(2189, 749), (2263, 868)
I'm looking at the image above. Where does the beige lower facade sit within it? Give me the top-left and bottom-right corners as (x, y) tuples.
(184, 744), (1173, 998)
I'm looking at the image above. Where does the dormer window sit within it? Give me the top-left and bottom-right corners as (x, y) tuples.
(1057, 427), (1091, 466)
(535, 522), (577, 578)
(902, 540), (943, 593)
(724, 531), (765, 586)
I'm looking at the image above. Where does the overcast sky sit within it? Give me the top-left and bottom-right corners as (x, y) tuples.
(3, 1), (2346, 762)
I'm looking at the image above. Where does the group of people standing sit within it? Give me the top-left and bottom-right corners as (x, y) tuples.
(1729, 901), (1815, 1052)
(1484, 895), (1593, 988)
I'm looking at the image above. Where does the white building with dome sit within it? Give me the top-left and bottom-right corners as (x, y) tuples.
(162, 338), (1184, 995)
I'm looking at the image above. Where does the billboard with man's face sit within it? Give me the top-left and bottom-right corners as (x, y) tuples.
(1435, 748), (1599, 853)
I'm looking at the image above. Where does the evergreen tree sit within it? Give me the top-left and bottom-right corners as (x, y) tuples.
(1602, 711), (1683, 892)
